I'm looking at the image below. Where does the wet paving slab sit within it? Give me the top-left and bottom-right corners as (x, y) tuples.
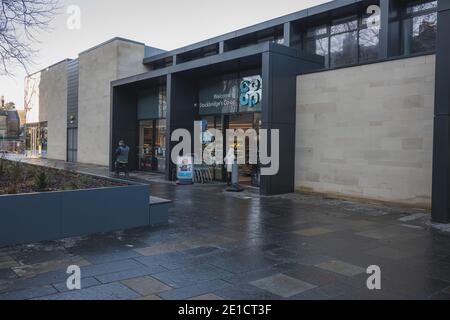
(1, 158), (450, 300)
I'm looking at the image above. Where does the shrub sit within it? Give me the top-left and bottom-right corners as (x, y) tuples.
(0, 156), (5, 177)
(33, 169), (50, 191)
(9, 161), (23, 178)
(7, 161), (24, 194)
(6, 184), (18, 194)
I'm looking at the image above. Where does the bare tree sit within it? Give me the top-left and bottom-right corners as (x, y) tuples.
(0, 0), (59, 75)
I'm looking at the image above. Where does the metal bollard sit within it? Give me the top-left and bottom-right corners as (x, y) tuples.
(226, 160), (244, 192)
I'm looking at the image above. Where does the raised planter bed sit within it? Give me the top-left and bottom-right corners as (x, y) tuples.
(0, 160), (169, 247)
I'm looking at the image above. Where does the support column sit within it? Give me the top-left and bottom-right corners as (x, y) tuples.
(432, 2), (450, 223)
(260, 51), (296, 195)
(283, 22), (291, 47)
(378, 0), (390, 59)
(166, 73), (197, 181)
(260, 46), (323, 196)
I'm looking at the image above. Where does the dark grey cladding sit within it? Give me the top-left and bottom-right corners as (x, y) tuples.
(432, 2), (450, 223)
(67, 59), (79, 129)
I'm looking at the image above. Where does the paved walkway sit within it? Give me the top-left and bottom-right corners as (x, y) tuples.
(1, 157), (450, 300)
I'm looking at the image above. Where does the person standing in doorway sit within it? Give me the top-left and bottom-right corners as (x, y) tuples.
(115, 140), (130, 177)
(224, 147), (235, 186)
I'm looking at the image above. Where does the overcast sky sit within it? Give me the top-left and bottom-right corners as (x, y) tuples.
(0, 0), (329, 109)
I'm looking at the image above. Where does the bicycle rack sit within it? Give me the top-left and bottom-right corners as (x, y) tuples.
(193, 164), (213, 184)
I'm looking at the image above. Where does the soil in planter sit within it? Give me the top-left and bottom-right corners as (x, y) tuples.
(0, 159), (128, 195)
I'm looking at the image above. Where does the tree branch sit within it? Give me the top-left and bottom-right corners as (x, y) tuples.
(0, 0), (60, 76)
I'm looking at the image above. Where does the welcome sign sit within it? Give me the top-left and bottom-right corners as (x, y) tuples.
(198, 75), (239, 115)
(199, 74), (262, 115)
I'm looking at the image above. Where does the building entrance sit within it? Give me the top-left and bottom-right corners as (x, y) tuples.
(201, 112), (261, 187)
(25, 122), (47, 158)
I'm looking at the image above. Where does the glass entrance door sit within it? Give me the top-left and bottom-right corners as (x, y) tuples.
(227, 113), (261, 187)
(200, 113), (261, 187)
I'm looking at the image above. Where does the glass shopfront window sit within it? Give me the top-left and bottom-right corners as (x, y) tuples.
(200, 116), (224, 181)
(197, 70), (263, 186)
(137, 85), (167, 173)
(25, 122), (47, 158)
(139, 119), (166, 173)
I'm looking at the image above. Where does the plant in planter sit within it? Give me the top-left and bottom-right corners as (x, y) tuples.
(7, 161), (24, 194)
(0, 155), (5, 177)
(0, 160), (155, 247)
(33, 168), (51, 192)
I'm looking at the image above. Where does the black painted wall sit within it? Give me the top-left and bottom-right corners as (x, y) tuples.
(67, 59), (79, 129)
(432, 1), (450, 223)
(111, 87), (139, 170)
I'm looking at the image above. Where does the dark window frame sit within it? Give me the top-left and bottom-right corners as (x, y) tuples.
(302, 0), (437, 70)
(304, 3), (382, 69)
(396, 0), (438, 56)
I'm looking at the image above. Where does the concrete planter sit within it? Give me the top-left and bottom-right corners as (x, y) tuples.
(0, 180), (151, 247)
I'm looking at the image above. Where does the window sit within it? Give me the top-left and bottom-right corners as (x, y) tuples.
(224, 26), (284, 51)
(137, 85), (167, 120)
(330, 16), (358, 67)
(0, 115), (6, 138)
(158, 85), (167, 119)
(302, 1), (437, 68)
(138, 119), (167, 173)
(305, 25), (329, 67)
(304, 5), (381, 68)
(403, 0), (437, 55)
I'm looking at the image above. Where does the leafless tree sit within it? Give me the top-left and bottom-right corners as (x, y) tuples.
(0, 0), (59, 75)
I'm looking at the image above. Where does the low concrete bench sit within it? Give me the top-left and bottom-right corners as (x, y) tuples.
(149, 196), (171, 226)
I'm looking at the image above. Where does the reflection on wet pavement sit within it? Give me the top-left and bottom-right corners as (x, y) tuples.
(1, 157), (450, 300)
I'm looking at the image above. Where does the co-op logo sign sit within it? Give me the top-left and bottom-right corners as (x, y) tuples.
(240, 76), (262, 108)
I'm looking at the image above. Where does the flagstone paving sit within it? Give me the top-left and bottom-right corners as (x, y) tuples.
(315, 260), (366, 277)
(250, 274), (317, 298)
(1, 158), (450, 300)
(121, 276), (172, 296)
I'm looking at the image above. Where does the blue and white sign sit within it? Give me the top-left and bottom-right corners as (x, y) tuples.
(177, 156), (194, 183)
(239, 75), (262, 112)
(240, 76), (262, 108)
